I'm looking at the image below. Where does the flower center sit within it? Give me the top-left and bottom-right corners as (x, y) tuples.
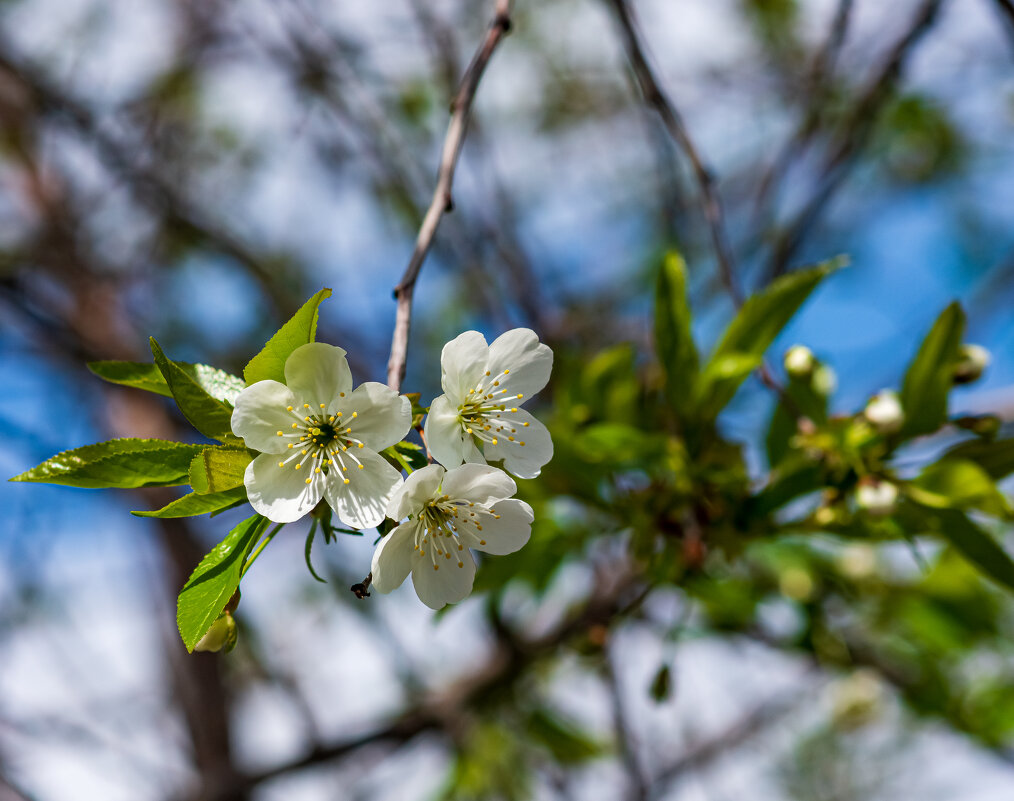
(412, 495), (502, 572)
(457, 368), (530, 449)
(273, 400), (368, 487)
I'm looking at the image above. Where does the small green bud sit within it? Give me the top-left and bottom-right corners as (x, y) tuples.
(812, 364), (838, 396)
(783, 344), (816, 378)
(864, 389), (904, 433)
(194, 613), (237, 653)
(856, 477), (898, 517)
(953, 344), (991, 384)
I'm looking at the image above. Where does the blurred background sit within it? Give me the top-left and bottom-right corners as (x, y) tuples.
(1, 0), (1013, 799)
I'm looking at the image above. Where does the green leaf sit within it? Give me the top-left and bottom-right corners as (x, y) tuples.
(900, 302), (965, 437)
(10, 438), (204, 489)
(243, 288), (332, 386)
(915, 506), (1014, 593)
(176, 513), (268, 652)
(133, 486), (248, 518)
(908, 459), (1009, 518)
(524, 709), (603, 765)
(88, 360), (245, 404)
(699, 259), (840, 414)
(655, 252), (698, 417)
(944, 438), (1014, 480)
(766, 374), (830, 467)
(150, 338), (236, 442)
(189, 447), (252, 494)
(382, 441), (429, 472)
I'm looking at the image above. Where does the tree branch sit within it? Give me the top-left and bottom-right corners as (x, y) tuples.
(386, 0), (514, 391)
(606, 0), (743, 307)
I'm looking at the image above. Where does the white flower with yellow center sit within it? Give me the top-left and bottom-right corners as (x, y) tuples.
(424, 328), (553, 479)
(231, 343), (411, 527)
(371, 463), (533, 609)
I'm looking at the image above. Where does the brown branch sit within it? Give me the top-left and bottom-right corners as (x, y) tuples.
(993, 0), (1014, 54)
(386, 0), (514, 391)
(606, 0), (743, 307)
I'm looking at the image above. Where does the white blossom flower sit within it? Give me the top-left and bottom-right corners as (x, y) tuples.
(864, 389), (904, 433)
(371, 463), (533, 609)
(231, 343), (411, 527)
(424, 328), (553, 479)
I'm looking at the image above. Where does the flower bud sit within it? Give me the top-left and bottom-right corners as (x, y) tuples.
(832, 669), (882, 730)
(812, 364), (837, 396)
(856, 478), (898, 517)
(864, 389), (904, 433)
(194, 613), (237, 653)
(953, 344), (991, 384)
(784, 345), (816, 378)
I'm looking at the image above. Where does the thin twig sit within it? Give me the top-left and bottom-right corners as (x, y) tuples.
(992, 0), (1014, 55)
(386, 0), (514, 391)
(764, 0), (944, 280)
(606, 0), (743, 307)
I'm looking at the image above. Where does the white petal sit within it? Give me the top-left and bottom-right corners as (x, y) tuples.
(440, 464), (516, 506)
(370, 520), (419, 593)
(472, 499), (533, 555)
(482, 408), (553, 479)
(245, 452), (323, 523)
(284, 343), (353, 405)
(424, 394), (468, 469)
(440, 331), (488, 402)
(386, 464), (444, 521)
(231, 380), (297, 454)
(411, 549), (476, 610)
(339, 382), (412, 451)
(485, 328), (553, 400)
(324, 447), (403, 529)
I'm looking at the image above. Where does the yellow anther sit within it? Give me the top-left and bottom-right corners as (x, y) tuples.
(433, 565), (439, 571)
(493, 381), (500, 386)
(305, 478), (312, 485)
(295, 464), (301, 470)
(469, 502), (475, 507)
(345, 427), (352, 433)
(319, 403), (325, 408)
(291, 423), (299, 429)
(342, 466), (348, 471)
(517, 393), (524, 399)
(336, 411), (342, 416)
(445, 552), (451, 560)
(287, 405), (294, 411)
(511, 407), (518, 413)
(491, 438), (498, 445)
(315, 467), (321, 473)
(301, 449), (307, 455)
(329, 416), (335, 422)
(476, 524), (483, 531)
(352, 411), (358, 418)
(343, 478), (350, 484)
(504, 369), (509, 374)
(508, 437), (515, 441)
(340, 392), (345, 397)
(276, 430), (283, 436)
(479, 539), (486, 545)
(468, 388), (475, 394)
(485, 371), (491, 376)
(326, 459), (333, 465)
(523, 422), (529, 427)
(278, 461), (285, 467)
(358, 443), (364, 449)
(458, 561), (464, 568)
(466, 427), (473, 435)
(358, 464), (364, 469)
(310, 428), (320, 435)
(520, 442), (526, 446)
(494, 514), (501, 519)
(304, 416), (311, 422)
(304, 404), (310, 409)
(287, 444), (294, 449)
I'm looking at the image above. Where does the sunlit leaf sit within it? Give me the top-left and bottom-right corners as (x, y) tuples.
(900, 302), (965, 437)
(10, 438), (204, 489)
(133, 486), (248, 518)
(177, 513), (268, 652)
(189, 446), (252, 494)
(243, 287), (332, 386)
(150, 338), (236, 442)
(88, 360), (245, 404)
